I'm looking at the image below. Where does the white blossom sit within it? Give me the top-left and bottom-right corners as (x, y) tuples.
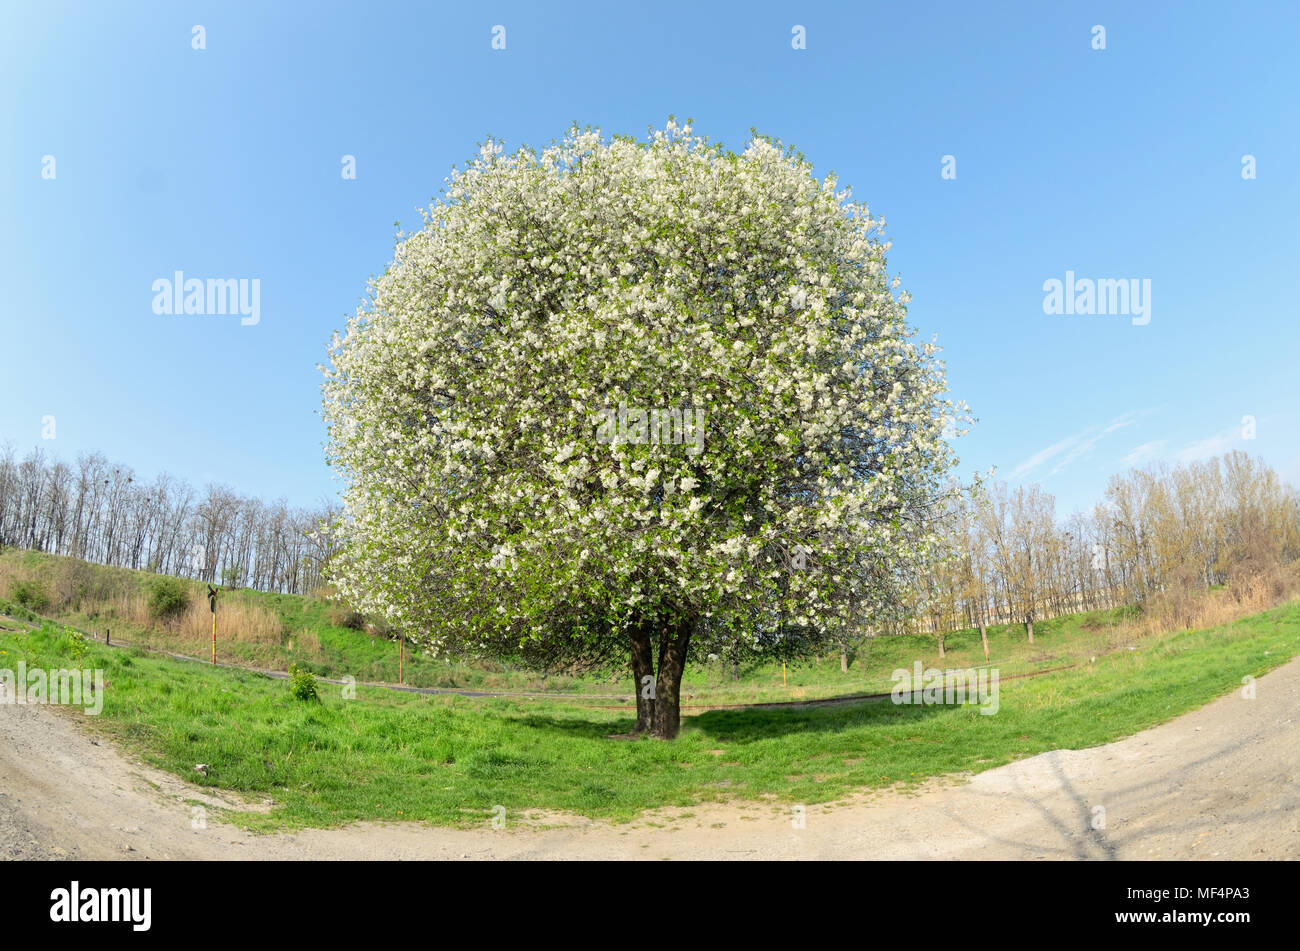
(321, 120), (962, 662)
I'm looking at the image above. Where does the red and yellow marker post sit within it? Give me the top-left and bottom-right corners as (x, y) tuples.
(206, 585), (219, 664)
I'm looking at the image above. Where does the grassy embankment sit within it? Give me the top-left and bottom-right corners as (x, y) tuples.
(3, 567), (1296, 831)
(0, 548), (1157, 703)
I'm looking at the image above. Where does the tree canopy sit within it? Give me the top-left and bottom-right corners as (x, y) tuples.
(321, 120), (961, 737)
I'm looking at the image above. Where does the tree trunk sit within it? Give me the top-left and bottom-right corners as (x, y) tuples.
(650, 618), (693, 740)
(629, 621), (655, 735)
(840, 641), (848, 673)
(1025, 615), (1034, 644)
(979, 622), (989, 661)
(937, 630), (946, 659)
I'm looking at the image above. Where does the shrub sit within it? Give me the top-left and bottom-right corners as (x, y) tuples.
(147, 577), (191, 620)
(0, 596), (39, 623)
(327, 604), (365, 630)
(288, 663), (319, 703)
(11, 579), (50, 613)
(55, 559), (96, 610)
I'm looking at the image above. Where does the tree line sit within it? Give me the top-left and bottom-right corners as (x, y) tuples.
(916, 450), (1300, 648)
(3, 441), (1296, 648)
(0, 445), (338, 594)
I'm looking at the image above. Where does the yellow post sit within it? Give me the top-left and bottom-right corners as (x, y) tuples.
(207, 584), (219, 664)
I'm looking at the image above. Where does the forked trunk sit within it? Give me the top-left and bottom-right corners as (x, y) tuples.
(650, 618), (693, 740)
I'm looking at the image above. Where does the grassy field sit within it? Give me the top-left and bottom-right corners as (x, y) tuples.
(3, 595), (1297, 832)
(0, 548), (1156, 705)
(0, 548), (600, 693)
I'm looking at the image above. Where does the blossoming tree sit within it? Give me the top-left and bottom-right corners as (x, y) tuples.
(322, 120), (962, 739)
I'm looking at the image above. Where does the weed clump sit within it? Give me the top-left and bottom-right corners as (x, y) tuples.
(288, 663), (320, 703)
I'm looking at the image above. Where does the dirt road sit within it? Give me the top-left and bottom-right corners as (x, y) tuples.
(3, 657), (1297, 860)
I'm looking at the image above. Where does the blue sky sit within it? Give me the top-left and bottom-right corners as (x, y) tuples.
(3, 0), (1298, 517)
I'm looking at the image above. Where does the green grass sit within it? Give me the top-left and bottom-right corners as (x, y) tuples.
(0, 548), (612, 693)
(1, 547), (1148, 703)
(3, 598), (1297, 832)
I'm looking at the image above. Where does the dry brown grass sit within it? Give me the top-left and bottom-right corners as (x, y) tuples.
(175, 597), (284, 644)
(1, 552), (136, 611)
(0, 550), (287, 655)
(1117, 562), (1300, 642)
(58, 587), (285, 652)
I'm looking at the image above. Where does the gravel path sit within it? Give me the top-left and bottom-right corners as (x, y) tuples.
(3, 657), (1297, 860)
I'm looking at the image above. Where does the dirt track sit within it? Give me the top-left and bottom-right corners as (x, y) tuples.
(2, 656), (1298, 860)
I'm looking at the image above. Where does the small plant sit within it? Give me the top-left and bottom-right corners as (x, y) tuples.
(11, 579), (50, 613)
(288, 663), (320, 703)
(64, 627), (87, 663)
(147, 577), (191, 620)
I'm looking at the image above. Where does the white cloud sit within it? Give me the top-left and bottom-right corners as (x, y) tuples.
(1007, 432), (1082, 479)
(1121, 440), (1166, 466)
(1050, 414), (1139, 475)
(1008, 410), (1151, 479)
(1175, 427), (1242, 463)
